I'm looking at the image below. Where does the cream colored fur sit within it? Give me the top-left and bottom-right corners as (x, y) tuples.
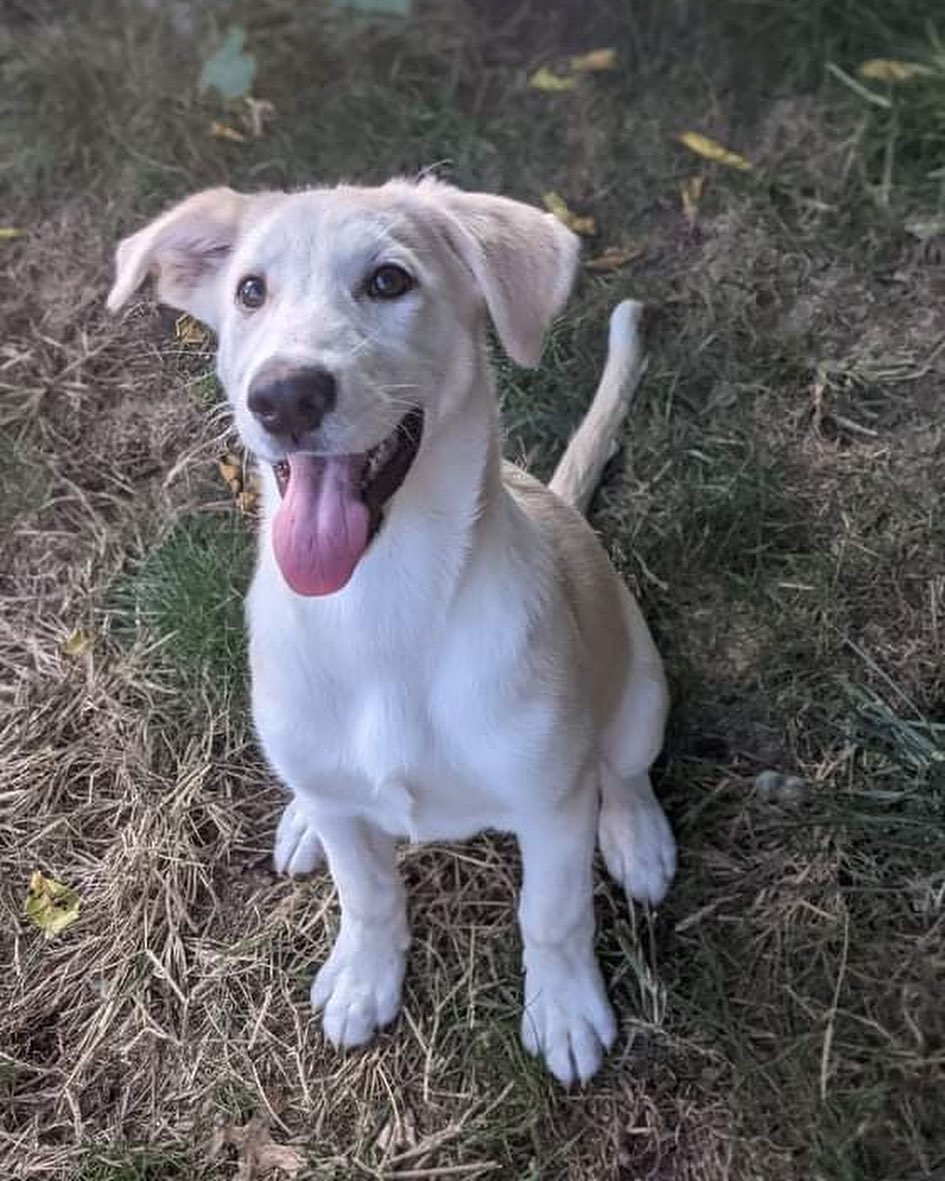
(108, 179), (676, 1086)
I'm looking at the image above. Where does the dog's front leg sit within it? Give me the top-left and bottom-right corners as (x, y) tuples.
(273, 795), (326, 876)
(310, 814), (409, 1048)
(517, 779), (616, 1085)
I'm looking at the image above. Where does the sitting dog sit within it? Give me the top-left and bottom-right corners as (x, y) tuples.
(108, 179), (676, 1084)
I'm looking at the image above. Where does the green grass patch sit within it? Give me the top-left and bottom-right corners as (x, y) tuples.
(112, 512), (253, 695)
(752, 0), (944, 66)
(75, 1146), (198, 1181)
(829, 38), (945, 203)
(186, 371), (225, 409)
(837, 678), (945, 834)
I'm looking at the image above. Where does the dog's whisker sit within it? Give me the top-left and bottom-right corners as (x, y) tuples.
(344, 330), (384, 360)
(369, 390), (421, 417)
(207, 403), (234, 427)
(376, 394), (419, 414)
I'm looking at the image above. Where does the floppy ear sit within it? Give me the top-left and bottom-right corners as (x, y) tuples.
(106, 187), (255, 329)
(415, 181), (581, 367)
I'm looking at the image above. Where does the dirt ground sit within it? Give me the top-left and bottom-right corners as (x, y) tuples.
(2, 1), (944, 1178)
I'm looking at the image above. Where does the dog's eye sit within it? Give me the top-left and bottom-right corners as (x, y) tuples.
(236, 274), (267, 310)
(366, 265), (413, 300)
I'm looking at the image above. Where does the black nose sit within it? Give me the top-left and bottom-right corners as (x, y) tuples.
(247, 365), (337, 443)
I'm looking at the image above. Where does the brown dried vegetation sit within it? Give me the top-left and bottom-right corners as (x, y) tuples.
(1, 1), (943, 1178)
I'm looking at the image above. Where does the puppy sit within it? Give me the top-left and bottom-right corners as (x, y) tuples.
(108, 179), (676, 1085)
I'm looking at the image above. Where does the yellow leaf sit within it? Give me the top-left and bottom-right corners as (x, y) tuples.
(175, 314), (208, 345)
(570, 48), (617, 73)
(680, 175), (704, 227)
(528, 66), (576, 92)
(858, 58), (931, 82)
(236, 471), (260, 516)
(217, 452), (243, 496)
(209, 120), (248, 143)
(0, 227), (27, 241)
(60, 629), (92, 658)
(542, 191), (597, 237)
(236, 489), (259, 517)
(24, 871), (81, 937)
(584, 245), (643, 273)
(677, 132), (753, 172)
(218, 453), (259, 515)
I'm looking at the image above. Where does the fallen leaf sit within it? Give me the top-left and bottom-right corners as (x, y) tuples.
(680, 174), (704, 227)
(859, 58), (932, 82)
(218, 452), (243, 497)
(542, 191), (597, 236)
(210, 1115), (304, 1180)
(0, 227), (27, 241)
(528, 66), (577, 92)
(570, 48), (617, 73)
(243, 96), (275, 138)
(175, 314), (209, 345)
(60, 629), (92, 657)
(235, 488), (259, 517)
(209, 120), (248, 144)
(677, 131), (753, 172)
(584, 245), (643, 272)
(24, 871), (81, 937)
(218, 454), (259, 516)
(199, 26), (257, 102)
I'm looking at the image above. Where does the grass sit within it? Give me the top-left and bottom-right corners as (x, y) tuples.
(74, 1147), (197, 1181)
(1, 0), (944, 1178)
(112, 512), (254, 695)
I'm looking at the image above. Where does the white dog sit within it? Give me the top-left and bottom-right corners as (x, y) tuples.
(108, 179), (676, 1085)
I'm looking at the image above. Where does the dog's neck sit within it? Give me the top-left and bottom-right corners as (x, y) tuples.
(359, 358), (505, 612)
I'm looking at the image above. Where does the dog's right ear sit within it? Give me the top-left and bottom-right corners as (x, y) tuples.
(404, 179), (580, 368)
(107, 187), (254, 330)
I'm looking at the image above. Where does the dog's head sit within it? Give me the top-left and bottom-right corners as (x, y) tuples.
(108, 180), (579, 595)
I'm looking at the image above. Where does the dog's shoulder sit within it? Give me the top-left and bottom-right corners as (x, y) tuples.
(502, 461), (613, 579)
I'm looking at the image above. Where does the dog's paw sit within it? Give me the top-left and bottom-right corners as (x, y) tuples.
(599, 783), (676, 906)
(521, 950), (617, 1086)
(311, 925), (406, 1048)
(273, 797), (325, 876)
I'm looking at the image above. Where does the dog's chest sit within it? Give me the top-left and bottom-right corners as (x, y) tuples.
(248, 594), (536, 839)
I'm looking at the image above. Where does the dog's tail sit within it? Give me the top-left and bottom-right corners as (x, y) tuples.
(549, 299), (647, 516)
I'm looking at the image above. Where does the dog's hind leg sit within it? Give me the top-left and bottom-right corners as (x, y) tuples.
(597, 588), (675, 906)
(598, 766), (675, 906)
(517, 777), (617, 1085)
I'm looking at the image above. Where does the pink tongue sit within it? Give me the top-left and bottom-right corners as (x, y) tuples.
(272, 454), (370, 596)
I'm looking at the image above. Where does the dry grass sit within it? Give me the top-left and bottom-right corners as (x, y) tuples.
(2, 1), (944, 1178)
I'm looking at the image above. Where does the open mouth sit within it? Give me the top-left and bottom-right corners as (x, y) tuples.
(272, 405), (423, 527)
(270, 406), (424, 597)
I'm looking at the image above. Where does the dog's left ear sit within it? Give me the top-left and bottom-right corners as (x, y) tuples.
(418, 182), (581, 367)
